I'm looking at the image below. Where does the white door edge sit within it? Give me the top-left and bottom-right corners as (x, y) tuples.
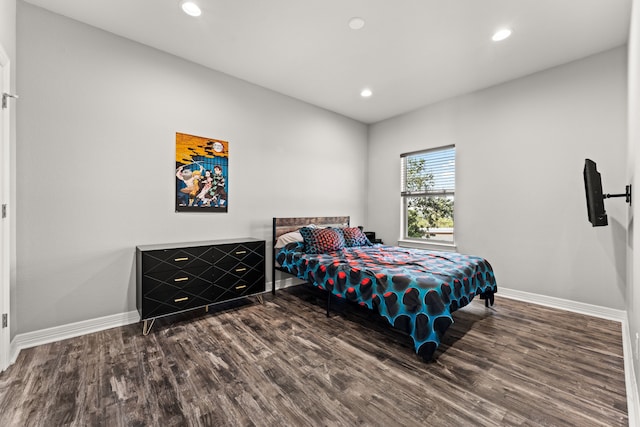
(0, 42), (12, 372)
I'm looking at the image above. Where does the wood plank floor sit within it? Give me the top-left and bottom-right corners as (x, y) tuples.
(0, 286), (628, 426)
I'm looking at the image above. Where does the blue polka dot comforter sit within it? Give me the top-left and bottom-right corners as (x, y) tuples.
(276, 242), (497, 360)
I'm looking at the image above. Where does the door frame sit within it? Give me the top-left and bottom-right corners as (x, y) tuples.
(0, 42), (12, 372)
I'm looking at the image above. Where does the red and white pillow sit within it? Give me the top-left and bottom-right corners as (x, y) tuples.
(299, 226), (373, 253)
(299, 227), (345, 254)
(339, 227), (372, 247)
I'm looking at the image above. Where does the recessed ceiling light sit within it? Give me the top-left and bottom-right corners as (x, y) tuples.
(360, 88), (372, 98)
(349, 17), (365, 30)
(492, 28), (512, 42)
(181, 1), (202, 17)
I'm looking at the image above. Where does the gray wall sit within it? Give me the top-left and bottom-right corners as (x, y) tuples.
(16, 3), (368, 334)
(367, 47), (628, 310)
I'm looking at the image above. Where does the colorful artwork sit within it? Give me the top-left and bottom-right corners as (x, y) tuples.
(175, 132), (229, 212)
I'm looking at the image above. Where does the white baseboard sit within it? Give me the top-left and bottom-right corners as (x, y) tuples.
(621, 317), (640, 427)
(10, 310), (140, 364)
(498, 287), (637, 426)
(498, 287), (626, 321)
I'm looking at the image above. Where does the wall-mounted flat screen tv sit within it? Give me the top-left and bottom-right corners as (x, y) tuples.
(583, 159), (608, 227)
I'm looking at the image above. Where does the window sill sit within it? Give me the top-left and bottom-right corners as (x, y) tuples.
(397, 239), (457, 252)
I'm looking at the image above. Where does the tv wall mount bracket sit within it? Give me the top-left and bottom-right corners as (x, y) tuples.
(604, 184), (632, 205)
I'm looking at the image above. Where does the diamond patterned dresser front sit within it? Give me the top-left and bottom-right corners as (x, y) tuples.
(136, 238), (265, 332)
(212, 241), (265, 303)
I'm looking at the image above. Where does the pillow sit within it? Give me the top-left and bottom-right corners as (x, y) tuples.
(299, 226), (345, 254)
(339, 227), (373, 247)
(274, 231), (304, 248)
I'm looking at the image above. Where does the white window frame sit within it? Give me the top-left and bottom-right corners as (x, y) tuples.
(400, 145), (455, 248)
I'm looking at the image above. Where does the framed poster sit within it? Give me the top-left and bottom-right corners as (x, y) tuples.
(175, 132), (229, 212)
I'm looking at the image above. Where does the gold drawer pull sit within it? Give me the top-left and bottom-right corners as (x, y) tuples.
(235, 250), (247, 255)
(174, 297), (189, 303)
(174, 257), (189, 262)
(174, 277), (189, 282)
(235, 267), (247, 272)
(235, 285), (247, 290)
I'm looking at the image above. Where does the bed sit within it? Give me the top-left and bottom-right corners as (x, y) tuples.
(272, 216), (497, 361)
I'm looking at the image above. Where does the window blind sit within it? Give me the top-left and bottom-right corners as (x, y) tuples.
(401, 146), (455, 196)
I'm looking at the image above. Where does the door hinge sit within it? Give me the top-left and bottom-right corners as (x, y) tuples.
(2, 314), (7, 328)
(2, 92), (18, 109)
(1, 204), (6, 219)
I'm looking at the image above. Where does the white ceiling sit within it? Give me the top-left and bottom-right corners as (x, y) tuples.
(22, 0), (632, 124)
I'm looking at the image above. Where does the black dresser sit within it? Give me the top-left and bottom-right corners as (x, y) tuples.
(136, 238), (265, 334)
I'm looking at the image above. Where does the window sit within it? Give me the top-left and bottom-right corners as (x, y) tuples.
(401, 146), (455, 243)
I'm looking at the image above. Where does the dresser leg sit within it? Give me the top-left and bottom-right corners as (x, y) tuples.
(205, 305), (209, 313)
(142, 319), (155, 336)
(256, 295), (264, 305)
